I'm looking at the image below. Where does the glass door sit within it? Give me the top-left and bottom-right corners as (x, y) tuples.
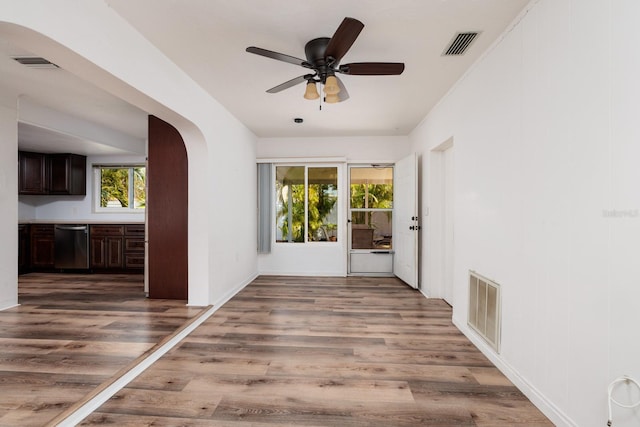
(348, 165), (394, 275)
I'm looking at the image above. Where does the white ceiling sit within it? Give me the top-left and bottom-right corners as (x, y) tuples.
(2, 0), (531, 153)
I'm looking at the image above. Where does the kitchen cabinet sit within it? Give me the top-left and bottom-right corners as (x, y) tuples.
(18, 151), (87, 196)
(90, 225), (124, 269)
(30, 224), (55, 269)
(48, 154), (87, 195)
(18, 151), (47, 195)
(20, 223), (144, 273)
(18, 224), (30, 274)
(124, 224), (145, 270)
(90, 224), (144, 272)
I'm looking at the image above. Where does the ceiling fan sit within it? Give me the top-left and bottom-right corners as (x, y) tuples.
(246, 17), (405, 103)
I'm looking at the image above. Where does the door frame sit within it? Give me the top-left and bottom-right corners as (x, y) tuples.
(429, 138), (454, 304)
(347, 163), (395, 276)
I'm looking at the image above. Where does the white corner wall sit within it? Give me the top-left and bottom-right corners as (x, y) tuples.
(410, 1), (640, 426)
(0, 99), (18, 310)
(0, 1), (258, 307)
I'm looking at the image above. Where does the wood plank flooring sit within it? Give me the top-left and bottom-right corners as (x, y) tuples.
(79, 276), (553, 426)
(0, 273), (204, 427)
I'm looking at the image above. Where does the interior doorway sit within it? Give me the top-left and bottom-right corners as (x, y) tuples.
(430, 139), (454, 305)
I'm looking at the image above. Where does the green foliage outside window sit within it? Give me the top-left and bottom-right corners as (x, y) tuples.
(276, 166), (338, 243)
(350, 183), (393, 209)
(277, 181), (305, 242)
(99, 166), (145, 209)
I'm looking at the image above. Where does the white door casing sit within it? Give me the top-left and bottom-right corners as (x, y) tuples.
(443, 146), (454, 304)
(428, 139), (454, 303)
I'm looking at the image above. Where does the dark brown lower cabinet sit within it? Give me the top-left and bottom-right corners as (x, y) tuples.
(18, 224), (30, 274)
(90, 225), (124, 269)
(89, 224), (144, 272)
(30, 224), (55, 269)
(124, 224), (145, 269)
(19, 223), (144, 273)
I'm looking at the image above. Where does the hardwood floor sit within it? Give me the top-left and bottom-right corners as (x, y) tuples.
(0, 273), (204, 427)
(79, 276), (553, 426)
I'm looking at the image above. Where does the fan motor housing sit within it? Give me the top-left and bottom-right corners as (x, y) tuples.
(304, 37), (330, 65)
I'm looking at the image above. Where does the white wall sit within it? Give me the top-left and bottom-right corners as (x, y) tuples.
(19, 154), (146, 223)
(0, 1), (258, 306)
(410, 1), (640, 426)
(258, 135), (410, 162)
(0, 98), (18, 310)
(257, 136), (410, 276)
(207, 119), (260, 305)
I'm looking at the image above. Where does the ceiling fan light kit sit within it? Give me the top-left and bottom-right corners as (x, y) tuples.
(246, 17), (404, 104)
(324, 94), (340, 104)
(303, 81), (320, 100)
(323, 75), (340, 95)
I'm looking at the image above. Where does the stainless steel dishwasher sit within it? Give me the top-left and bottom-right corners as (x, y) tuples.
(54, 224), (89, 269)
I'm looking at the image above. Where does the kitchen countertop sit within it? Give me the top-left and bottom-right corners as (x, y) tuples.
(20, 220), (145, 225)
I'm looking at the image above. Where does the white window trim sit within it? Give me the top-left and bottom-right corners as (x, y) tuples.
(92, 164), (146, 214)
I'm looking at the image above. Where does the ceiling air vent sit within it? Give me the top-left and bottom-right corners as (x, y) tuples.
(12, 56), (59, 69)
(443, 32), (480, 56)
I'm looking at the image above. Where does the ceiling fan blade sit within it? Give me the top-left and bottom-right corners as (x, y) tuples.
(339, 62), (405, 75)
(266, 75), (309, 93)
(324, 17), (364, 63)
(246, 46), (311, 68)
(336, 76), (350, 102)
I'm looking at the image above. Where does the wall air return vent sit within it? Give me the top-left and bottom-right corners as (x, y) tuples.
(12, 56), (59, 69)
(468, 271), (501, 353)
(443, 32), (479, 56)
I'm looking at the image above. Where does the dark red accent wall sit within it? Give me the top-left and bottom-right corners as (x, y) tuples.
(147, 115), (188, 300)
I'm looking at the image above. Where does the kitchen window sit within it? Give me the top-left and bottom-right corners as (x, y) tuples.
(275, 165), (338, 243)
(93, 165), (146, 213)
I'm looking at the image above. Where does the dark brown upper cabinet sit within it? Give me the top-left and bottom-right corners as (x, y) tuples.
(48, 153), (86, 195)
(18, 151), (86, 196)
(18, 151), (47, 195)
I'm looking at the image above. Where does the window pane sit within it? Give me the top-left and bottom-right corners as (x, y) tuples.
(308, 167), (338, 242)
(350, 167), (393, 209)
(276, 166), (305, 242)
(133, 167), (146, 209)
(351, 211), (392, 249)
(100, 168), (129, 208)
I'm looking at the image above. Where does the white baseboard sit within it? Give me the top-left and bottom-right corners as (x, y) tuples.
(256, 271), (346, 277)
(0, 302), (19, 312)
(452, 315), (576, 427)
(212, 272), (259, 307)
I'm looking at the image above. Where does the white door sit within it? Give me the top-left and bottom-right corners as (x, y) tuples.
(393, 153), (419, 288)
